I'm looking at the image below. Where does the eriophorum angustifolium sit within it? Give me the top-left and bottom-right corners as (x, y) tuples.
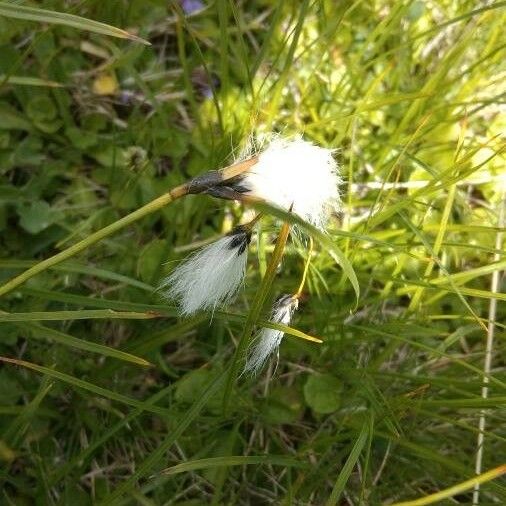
(244, 294), (299, 375)
(160, 135), (341, 373)
(159, 225), (251, 315)
(234, 136), (342, 229)
(2, 4), (502, 502)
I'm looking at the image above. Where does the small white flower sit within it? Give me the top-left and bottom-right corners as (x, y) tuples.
(238, 136), (341, 228)
(159, 227), (251, 315)
(244, 294), (299, 375)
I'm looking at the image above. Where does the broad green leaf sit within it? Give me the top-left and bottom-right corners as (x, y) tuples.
(16, 200), (56, 234)
(137, 239), (167, 283)
(0, 103), (32, 130)
(304, 374), (343, 414)
(261, 386), (304, 425)
(175, 368), (213, 404)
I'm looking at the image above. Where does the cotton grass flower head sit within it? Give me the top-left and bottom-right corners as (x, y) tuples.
(159, 226), (251, 316)
(244, 294), (299, 375)
(236, 136), (342, 229)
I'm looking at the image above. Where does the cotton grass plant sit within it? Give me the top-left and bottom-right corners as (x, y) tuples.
(244, 293), (299, 375)
(1, 1), (505, 504)
(233, 135), (342, 228)
(1, 134), (344, 374)
(158, 225), (252, 316)
(155, 134), (342, 373)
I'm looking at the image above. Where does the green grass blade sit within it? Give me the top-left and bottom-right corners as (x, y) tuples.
(159, 455), (308, 476)
(99, 369), (227, 505)
(21, 288), (171, 312)
(0, 259), (154, 291)
(0, 310), (161, 322)
(0, 1), (150, 44)
(252, 201), (360, 301)
(5, 319), (150, 366)
(0, 357), (170, 417)
(352, 324), (506, 389)
(264, 0), (310, 126)
(49, 383), (176, 486)
(326, 416), (370, 506)
(0, 185), (185, 298)
(223, 222), (291, 412)
(3, 377), (53, 447)
(0, 75), (62, 87)
(19, 288), (321, 344)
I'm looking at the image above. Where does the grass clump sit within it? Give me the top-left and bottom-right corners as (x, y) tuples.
(0, 1), (505, 504)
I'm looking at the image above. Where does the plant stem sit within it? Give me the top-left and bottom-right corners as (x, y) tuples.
(0, 186), (187, 298)
(0, 157), (258, 299)
(223, 220), (291, 411)
(472, 194), (505, 505)
(243, 213), (263, 231)
(295, 236), (314, 298)
(391, 464), (506, 506)
(408, 183), (456, 311)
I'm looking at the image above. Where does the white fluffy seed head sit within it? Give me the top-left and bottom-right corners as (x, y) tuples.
(243, 294), (298, 376)
(159, 228), (250, 316)
(239, 136), (341, 228)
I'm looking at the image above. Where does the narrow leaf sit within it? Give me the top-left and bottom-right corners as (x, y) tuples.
(5, 319), (151, 366)
(326, 417), (370, 506)
(99, 370), (227, 504)
(391, 464), (506, 506)
(0, 310), (161, 322)
(158, 455), (308, 476)
(0, 75), (63, 87)
(0, 2), (150, 44)
(252, 201), (360, 302)
(0, 357), (169, 417)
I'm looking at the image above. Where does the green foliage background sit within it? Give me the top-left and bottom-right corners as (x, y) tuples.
(0, 0), (505, 504)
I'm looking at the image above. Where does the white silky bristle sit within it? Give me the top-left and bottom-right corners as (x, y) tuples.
(241, 136), (341, 228)
(243, 295), (298, 375)
(159, 230), (250, 316)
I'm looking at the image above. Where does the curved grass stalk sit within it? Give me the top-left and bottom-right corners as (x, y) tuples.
(295, 236), (314, 298)
(0, 1), (150, 44)
(0, 187), (185, 297)
(0, 313), (150, 366)
(473, 194), (506, 505)
(0, 158), (257, 299)
(0, 356), (170, 417)
(391, 464), (506, 506)
(223, 220), (291, 411)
